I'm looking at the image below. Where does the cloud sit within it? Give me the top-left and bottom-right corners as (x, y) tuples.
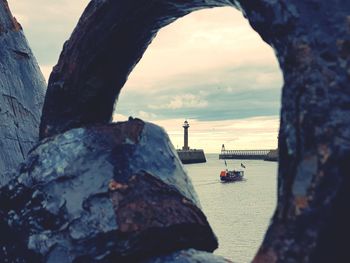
(162, 116), (280, 153)
(150, 94), (208, 110)
(112, 114), (280, 153)
(9, 3), (283, 153)
(115, 72), (281, 122)
(137, 111), (157, 119)
(9, 1), (89, 66)
(124, 7), (280, 92)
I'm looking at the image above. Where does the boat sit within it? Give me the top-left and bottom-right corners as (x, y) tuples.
(220, 169), (244, 182)
(219, 159), (245, 182)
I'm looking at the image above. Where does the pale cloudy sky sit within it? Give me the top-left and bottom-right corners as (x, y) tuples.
(9, 1), (282, 153)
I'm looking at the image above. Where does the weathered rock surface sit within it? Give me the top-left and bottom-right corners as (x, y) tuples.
(38, 0), (350, 262)
(0, 0), (45, 184)
(142, 248), (232, 263)
(2, 0), (350, 261)
(0, 119), (218, 262)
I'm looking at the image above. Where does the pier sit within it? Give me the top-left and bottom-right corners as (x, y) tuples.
(219, 145), (278, 161)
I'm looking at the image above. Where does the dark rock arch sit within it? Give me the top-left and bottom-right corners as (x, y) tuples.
(1, 0), (349, 262)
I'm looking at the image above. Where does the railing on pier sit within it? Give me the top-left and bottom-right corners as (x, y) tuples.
(219, 149), (273, 160)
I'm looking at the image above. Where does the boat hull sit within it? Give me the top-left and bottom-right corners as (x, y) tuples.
(219, 170), (244, 182)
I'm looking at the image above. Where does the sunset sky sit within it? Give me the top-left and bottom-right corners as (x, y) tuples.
(10, 1), (282, 153)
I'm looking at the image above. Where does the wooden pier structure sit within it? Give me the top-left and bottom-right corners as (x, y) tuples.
(219, 145), (278, 161)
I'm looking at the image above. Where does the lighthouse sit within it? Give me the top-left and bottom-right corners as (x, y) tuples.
(182, 120), (190, 150)
(176, 120), (206, 164)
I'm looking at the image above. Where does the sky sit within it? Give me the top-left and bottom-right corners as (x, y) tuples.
(9, 1), (283, 153)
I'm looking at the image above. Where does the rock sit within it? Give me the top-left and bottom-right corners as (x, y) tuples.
(39, 1), (350, 261)
(0, 0), (45, 184)
(142, 248), (232, 263)
(4, 0), (350, 261)
(0, 119), (218, 262)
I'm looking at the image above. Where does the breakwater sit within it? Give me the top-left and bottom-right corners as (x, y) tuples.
(177, 149), (206, 164)
(219, 149), (278, 161)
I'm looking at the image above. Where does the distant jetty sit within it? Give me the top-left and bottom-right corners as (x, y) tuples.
(219, 144), (278, 162)
(264, 149), (278, 161)
(176, 120), (206, 164)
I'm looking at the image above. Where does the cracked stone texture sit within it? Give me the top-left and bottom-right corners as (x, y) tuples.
(0, 0), (45, 185)
(38, 0), (350, 262)
(0, 119), (218, 262)
(141, 248), (232, 263)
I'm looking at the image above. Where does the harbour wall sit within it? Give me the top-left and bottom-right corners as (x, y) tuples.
(219, 149), (278, 162)
(264, 149), (278, 162)
(177, 149), (206, 164)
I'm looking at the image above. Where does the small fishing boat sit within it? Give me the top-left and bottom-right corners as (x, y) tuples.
(220, 160), (245, 182)
(220, 169), (244, 182)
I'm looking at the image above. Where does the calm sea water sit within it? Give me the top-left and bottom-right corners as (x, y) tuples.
(185, 153), (277, 263)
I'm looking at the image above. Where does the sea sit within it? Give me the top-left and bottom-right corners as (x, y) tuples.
(184, 153), (277, 263)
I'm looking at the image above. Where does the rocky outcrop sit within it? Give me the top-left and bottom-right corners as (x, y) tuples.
(142, 249), (232, 263)
(0, 0), (45, 185)
(39, 0), (350, 262)
(0, 119), (219, 262)
(2, 0), (350, 262)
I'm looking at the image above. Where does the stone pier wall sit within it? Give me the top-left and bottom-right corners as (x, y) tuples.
(177, 150), (206, 164)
